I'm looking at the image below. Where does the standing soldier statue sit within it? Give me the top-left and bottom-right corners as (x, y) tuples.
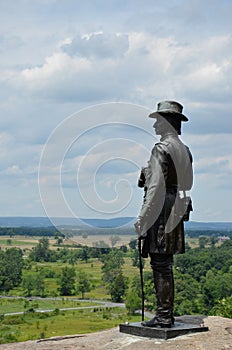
(135, 100), (193, 328)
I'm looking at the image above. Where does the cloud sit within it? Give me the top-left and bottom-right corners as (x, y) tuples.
(61, 32), (129, 59)
(4, 31), (232, 115)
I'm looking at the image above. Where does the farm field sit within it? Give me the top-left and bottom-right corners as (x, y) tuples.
(0, 234), (200, 250)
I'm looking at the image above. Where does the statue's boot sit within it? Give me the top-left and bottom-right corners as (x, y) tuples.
(142, 258), (174, 328)
(153, 268), (174, 325)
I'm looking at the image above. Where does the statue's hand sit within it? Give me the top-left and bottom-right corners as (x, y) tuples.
(134, 218), (142, 238)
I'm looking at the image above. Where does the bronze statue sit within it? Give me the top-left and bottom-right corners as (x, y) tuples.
(135, 100), (193, 328)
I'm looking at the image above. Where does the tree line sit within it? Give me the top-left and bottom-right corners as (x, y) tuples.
(1, 226), (232, 238)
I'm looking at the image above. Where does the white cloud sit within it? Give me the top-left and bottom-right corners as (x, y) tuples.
(22, 52), (91, 82)
(61, 32), (129, 58)
(4, 31), (231, 112)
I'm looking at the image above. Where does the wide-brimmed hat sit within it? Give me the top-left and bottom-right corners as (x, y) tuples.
(149, 100), (188, 121)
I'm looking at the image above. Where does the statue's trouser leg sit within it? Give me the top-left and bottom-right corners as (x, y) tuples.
(150, 253), (174, 324)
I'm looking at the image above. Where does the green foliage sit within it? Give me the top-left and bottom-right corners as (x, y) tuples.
(201, 269), (232, 311)
(129, 239), (137, 250)
(175, 240), (232, 280)
(79, 246), (91, 263)
(119, 245), (128, 253)
(186, 230), (232, 239)
(174, 239), (232, 315)
(58, 266), (76, 296)
(76, 270), (92, 298)
(22, 274), (35, 296)
(102, 250), (128, 302)
(125, 290), (141, 315)
(102, 249), (125, 271)
(0, 227), (59, 237)
(0, 248), (23, 293)
(174, 270), (201, 315)
(109, 270), (128, 302)
(131, 249), (145, 268)
(209, 296), (232, 318)
(29, 238), (50, 262)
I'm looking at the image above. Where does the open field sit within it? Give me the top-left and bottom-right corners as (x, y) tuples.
(64, 234), (136, 248)
(0, 234), (201, 250)
(0, 236), (59, 251)
(0, 234), (136, 250)
(0, 298), (101, 314)
(0, 307), (141, 344)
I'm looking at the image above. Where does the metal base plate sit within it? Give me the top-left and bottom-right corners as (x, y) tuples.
(119, 319), (209, 340)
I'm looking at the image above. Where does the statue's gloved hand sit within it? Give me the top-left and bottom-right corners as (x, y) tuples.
(134, 217), (146, 239)
(134, 218), (142, 236)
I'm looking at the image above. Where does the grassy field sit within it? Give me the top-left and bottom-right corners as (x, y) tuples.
(0, 298), (101, 314)
(0, 307), (142, 344)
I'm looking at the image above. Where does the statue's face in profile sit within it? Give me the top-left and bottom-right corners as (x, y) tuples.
(153, 113), (178, 136)
(153, 115), (167, 135)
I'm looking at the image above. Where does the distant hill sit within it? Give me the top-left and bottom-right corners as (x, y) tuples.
(0, 216), (134, 228)
(185, 221), (232, 231)
(0, 216), (232, 231)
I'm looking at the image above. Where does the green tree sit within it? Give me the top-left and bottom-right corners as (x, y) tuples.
(76, 270), (92, 298)
(59, 266), (76, 296)
(131, 248), (145, 268)
(125, 289), (141, 315)
(22, 274), (35, 296)
(199, 236), (208, 249)
(131, 271), (156, 311)
(108, 270), (128, 302)
(0, 248), (23, 293)
(210, 296), (232, 318)
(79, 246), (90, 263)
(174, 269), (201, 315)
(29, 238), (50, 262)
(34, 274), (45, 296)
(129, 239), (137, 250)
(57, 237), (63, 245)
(102, 250), (128, 302)
(201, 269), (232, 312)
(119, 245), (128, 253)
(102, 249), (125, 272)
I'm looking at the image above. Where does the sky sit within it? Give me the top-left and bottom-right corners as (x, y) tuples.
(0, 0), (232, 224)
